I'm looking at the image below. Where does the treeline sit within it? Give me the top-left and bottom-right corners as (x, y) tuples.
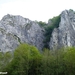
(1, 44), (75, 75)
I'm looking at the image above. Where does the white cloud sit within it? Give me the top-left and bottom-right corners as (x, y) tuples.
(0, 0), (75, 22)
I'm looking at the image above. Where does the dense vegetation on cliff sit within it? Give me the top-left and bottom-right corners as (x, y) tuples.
(38, 15), (61, 48)
(44, 15), (60, 48)
(0, 44), (75, 75)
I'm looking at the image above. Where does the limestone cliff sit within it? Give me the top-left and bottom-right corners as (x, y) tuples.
(0, 14), (45, 52)
(1, 9), (75, 52)
(49, 10), (75, 49)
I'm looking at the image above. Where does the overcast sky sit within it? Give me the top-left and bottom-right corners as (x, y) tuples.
(0, 0), (75, 22)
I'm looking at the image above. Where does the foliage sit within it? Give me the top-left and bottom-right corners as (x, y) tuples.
(44, 15), (61, 48)
(35, 16), (60, 48)
(37, 21), (47, 27)
(0, 52), (12, 71)
(1, 44), (75, 75)
(4, 44), (42, 75)
(63, 47), (75, 75)
(41, 47), (75, 75)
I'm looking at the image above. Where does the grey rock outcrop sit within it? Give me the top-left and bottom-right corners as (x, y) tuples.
(0, 14), (45, 52)
(49, 10), (75, 49)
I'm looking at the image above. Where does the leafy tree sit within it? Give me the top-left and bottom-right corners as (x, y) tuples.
(0, 52), (12, 71)
(41, 48), (66, 75)
(64, 47), (75, 75)
(4, 44), (42, 75)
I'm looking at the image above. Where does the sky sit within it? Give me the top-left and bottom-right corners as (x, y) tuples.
(0, 0), (75, 22)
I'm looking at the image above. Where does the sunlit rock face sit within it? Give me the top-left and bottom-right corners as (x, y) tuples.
(0, 14), (45, 52)
(49, 10), (75, 49)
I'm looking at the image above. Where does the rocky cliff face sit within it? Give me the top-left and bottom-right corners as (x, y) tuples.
(1, 10), (75, 52)
(0, 14), (45, 52)
(49, 10), (75, 49)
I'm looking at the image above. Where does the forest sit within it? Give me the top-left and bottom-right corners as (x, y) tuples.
(0, 43), (75, 75)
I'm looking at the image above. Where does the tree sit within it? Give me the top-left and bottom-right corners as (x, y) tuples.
(0, 52), (12, 71)
(4, 43), (42, 75)
(64, 47), (75, 75)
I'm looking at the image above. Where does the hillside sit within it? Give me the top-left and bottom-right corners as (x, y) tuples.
(0, 9), (75, 75)
(0, 9), (75, 52)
